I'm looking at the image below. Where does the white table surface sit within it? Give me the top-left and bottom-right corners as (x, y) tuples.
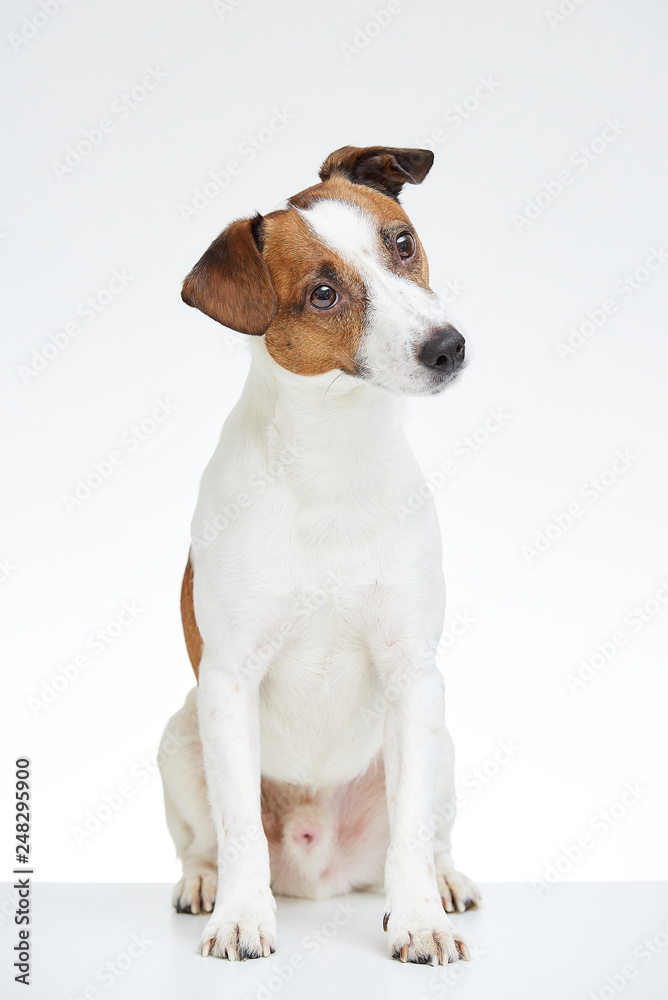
(2, 881), (668, 999)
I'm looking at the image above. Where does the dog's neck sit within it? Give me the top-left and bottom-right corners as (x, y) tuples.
(241, 339), (408, 500)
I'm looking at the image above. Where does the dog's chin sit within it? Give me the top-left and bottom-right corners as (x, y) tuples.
(426, 364), (467, 396)
(363, 361), (467, 398)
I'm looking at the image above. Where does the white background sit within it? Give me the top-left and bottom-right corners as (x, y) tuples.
(2, 0), (667, 890)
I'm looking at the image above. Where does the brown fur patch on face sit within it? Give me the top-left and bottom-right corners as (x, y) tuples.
(262, 206), (367, 377)
(261, 176), (430, 376)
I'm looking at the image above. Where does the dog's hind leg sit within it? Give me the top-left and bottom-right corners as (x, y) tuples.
(432, 727), (482, 914)
(159, 688), (218, 914)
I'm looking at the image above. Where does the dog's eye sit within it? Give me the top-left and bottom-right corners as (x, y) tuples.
(310, 285), (338, 309)
(396, 232), (415, 259)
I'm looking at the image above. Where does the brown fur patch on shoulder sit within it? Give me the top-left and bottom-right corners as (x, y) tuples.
(181, 555), (203, 681)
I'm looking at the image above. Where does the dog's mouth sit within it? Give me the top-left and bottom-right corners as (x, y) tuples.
(351, 359), (468, 397)
(344, 325), (468, 397)
(426, 356), (469, 395)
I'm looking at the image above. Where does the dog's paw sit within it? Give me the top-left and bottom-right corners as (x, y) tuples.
(199, 894), (277, 961)
(172, 868), (217, 914)
(436, 868), (482, 914)
(383, 903), (470, 965)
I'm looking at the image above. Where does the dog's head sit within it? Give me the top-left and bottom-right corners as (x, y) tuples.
(182, 145), (466, 395)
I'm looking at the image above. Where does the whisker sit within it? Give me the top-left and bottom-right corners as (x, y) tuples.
(324, 371), (344, 400)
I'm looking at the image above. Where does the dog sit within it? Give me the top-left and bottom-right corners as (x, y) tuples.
(159, 145), (481, 966)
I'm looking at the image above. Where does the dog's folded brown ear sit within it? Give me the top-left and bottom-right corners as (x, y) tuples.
(319, 146), (434, 199)
(181, 215), (278, 335)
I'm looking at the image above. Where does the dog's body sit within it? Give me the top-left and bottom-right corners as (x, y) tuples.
(159, 147), (480, 965)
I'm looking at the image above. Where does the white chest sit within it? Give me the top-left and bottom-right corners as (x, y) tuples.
(191, 344), (447, 785)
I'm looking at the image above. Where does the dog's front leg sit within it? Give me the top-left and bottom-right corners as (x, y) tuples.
(197, 653), (276, 960)
(382, 664), (469, 965)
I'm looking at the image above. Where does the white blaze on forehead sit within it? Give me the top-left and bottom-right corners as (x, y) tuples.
(298, 197), (437, 318)
(297, 197), (440, 315)
(298, 198), (382, 270)
(298, 197), (453, 395)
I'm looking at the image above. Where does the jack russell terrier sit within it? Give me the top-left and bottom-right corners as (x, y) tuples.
(159, 145), (481, 966)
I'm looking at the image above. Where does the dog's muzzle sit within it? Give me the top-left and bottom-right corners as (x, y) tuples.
(419, 325), (466, 376)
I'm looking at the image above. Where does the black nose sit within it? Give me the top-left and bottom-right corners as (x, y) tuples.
(419, 326), (465, 373)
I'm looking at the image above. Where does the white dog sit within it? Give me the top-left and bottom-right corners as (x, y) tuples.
(159, 145), (480, 966)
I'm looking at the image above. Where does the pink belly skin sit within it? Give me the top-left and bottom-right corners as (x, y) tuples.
(261, 755), (389, 899)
